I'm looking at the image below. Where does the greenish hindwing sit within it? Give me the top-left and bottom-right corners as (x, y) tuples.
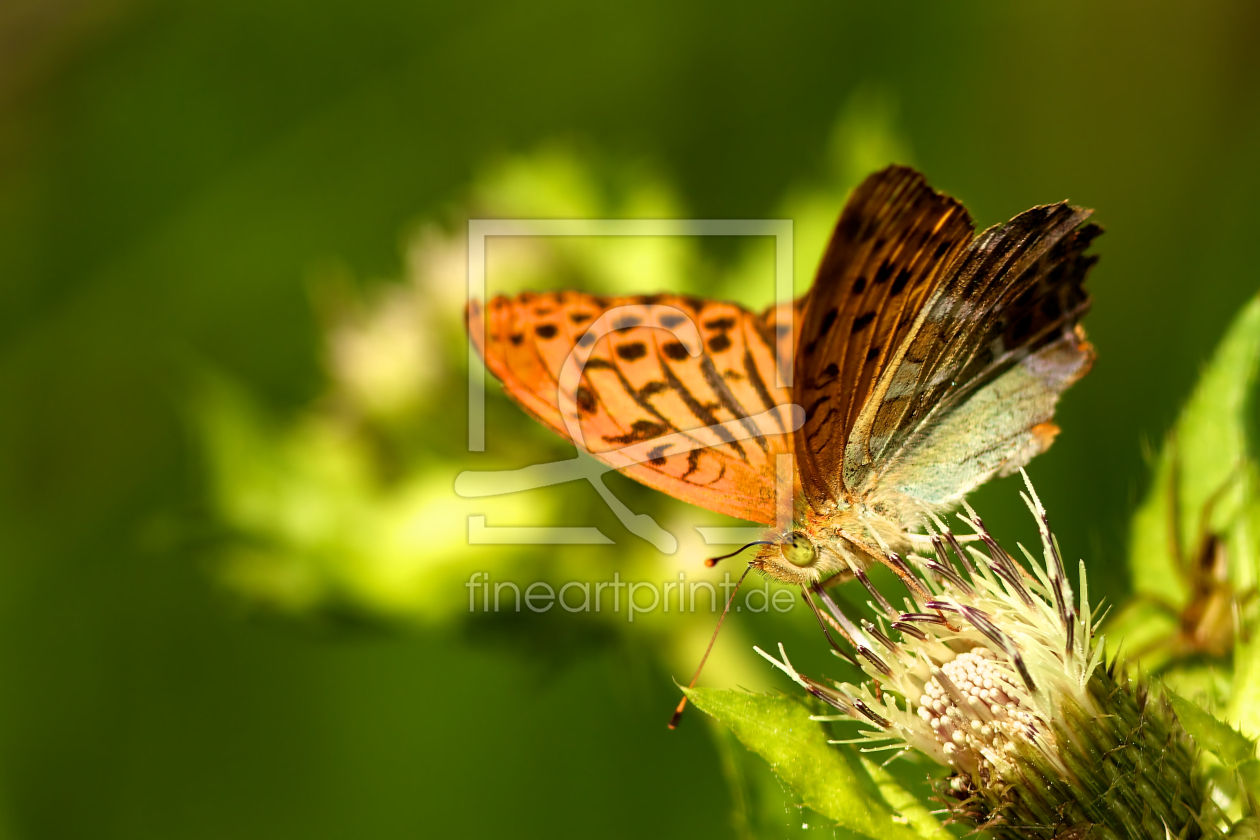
(879, 332), (1093, 510)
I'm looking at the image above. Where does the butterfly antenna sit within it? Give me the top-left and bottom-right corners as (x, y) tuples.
(704, 541), (774, 568)
(668, 563), (754, 729)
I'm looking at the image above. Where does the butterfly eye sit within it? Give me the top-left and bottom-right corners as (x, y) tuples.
(780, 531), (817, 568)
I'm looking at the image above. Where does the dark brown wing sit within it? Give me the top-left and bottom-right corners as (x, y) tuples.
(469, 291), (803, 524)
(845, 202), (1099, 496)
(792, 166), (975, 511)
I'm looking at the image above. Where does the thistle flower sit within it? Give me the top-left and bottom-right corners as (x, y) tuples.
(758, 474), (1215, 840)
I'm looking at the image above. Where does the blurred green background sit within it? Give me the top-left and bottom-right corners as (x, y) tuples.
(2, 2), (1260, 838)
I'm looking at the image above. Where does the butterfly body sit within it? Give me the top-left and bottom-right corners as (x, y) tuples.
(470, 166), (1099, 586)
(752, 322), (1092, 587)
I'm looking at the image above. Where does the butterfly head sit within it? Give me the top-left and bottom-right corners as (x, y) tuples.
(749, 529), (837, 587)
(705, 530), (826, 585)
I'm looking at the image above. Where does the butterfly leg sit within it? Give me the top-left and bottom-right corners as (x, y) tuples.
(841, 569), (897, 619)
(845, 530), (932, 603)
(799, 587), (860, 666)
(848, 529), (966, 632)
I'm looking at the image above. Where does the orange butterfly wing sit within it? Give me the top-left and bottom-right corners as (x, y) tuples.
(469, 291), (803, 524)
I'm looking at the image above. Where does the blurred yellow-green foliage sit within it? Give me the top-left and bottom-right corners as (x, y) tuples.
(3, 3), (1260, 839)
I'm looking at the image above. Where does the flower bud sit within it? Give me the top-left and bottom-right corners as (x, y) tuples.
(757, 475), (1215, 839)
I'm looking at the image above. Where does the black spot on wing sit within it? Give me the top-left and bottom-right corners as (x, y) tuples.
(639, 381), (668, 399)
(707, 334), (732, 353)
(576, 386), (597, 414)
(603, 419), (669, 445)
(851, 312), (876, 333)
(659, 313), (686, 328)
(682, 448), (702, 479)
(647, 443), (673, 467)
(704, 317), (736, 331)
(616, 342), (648, 361)
(837, 208), (864, 239)
(804, 395), (830, 422)
(612, 315), (642, 331)
(874, 260), (895, 284)
(805, 407), (836, 450)
(890, 268), (912, 296)
(509, 333), (523, 346)
(662, 341), (690, 361)
(818, 307), (838, 336)
(569, 311), (593, 324)
(852, 276), (867, 294)
(535, 324), (558, 339)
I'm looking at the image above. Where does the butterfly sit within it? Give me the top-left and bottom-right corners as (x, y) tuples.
(468, 165), (1098, 593)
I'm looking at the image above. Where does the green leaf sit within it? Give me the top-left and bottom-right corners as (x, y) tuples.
(1234, 639), (1260, 740)
(1126, 293), (1260, 607)
(684, 687), (934, 840)
(858, 758), (952, 840)
(1230, 467), (1260, 736)
(1168, 688), (1256, 768)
